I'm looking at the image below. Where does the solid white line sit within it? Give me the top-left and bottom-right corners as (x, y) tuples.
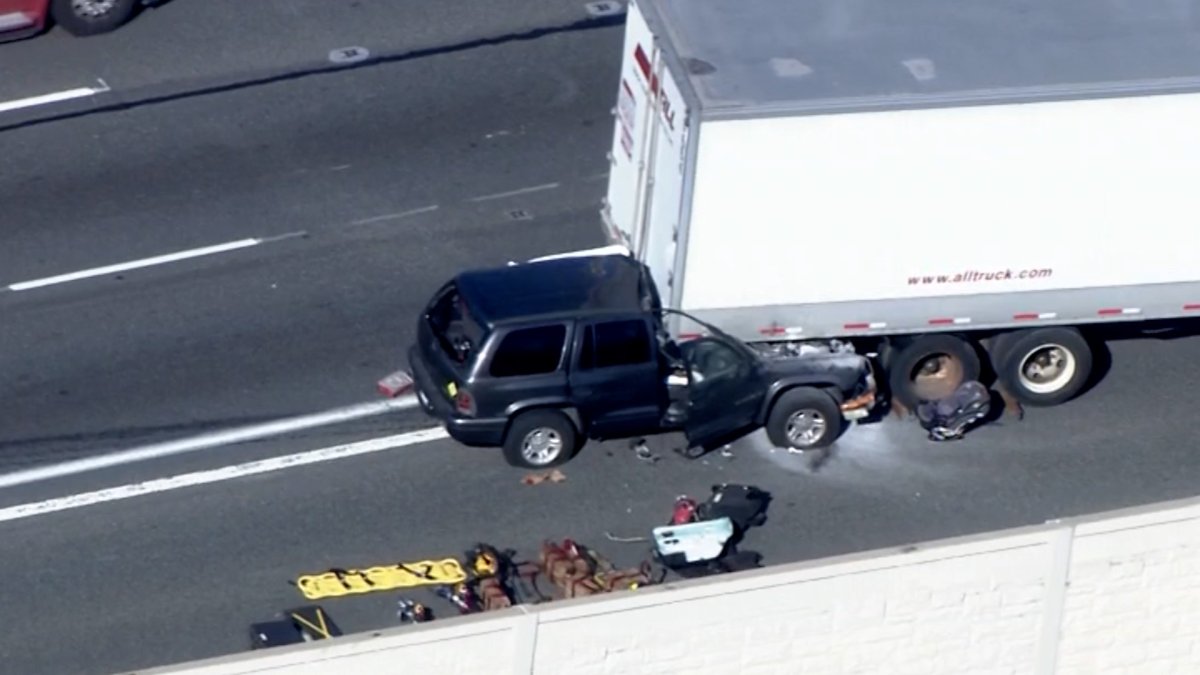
(468, 182), (560, 202)
(350, 205), (439, 225)
(0, 79), (109, 114)
(0, 397), (420, 489)
(0, 426), (448, 524)
(5, 233), (305, 292)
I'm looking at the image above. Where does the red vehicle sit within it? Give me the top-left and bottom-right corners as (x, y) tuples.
(0, 0), (154, 42)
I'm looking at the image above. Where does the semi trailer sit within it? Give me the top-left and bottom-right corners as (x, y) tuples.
(600, 0), (1200, 410)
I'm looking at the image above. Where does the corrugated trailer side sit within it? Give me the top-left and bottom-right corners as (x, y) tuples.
(605, 0), (1200, 411)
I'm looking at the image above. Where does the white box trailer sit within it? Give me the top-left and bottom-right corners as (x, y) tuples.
(601, 0), (1200, 409)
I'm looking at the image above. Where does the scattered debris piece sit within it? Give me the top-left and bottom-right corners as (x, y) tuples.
(251, 605), (342, 649)
(521, 469), (567, 485)
(396, 598), (433, 624)
(604, 531), (649, 543)
(631, 438), (659, 463)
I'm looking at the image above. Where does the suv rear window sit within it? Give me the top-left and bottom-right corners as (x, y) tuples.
(426, 284), (486, 366)
(489, 324), (567, 377)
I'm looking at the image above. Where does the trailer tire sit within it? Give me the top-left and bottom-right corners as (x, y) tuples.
(887, 334), (980, 408)
(502, 409), (580, 469)
(991, 327), (1092, 407)
(765, 387), (843, 451)
(51, 0), (138, 36)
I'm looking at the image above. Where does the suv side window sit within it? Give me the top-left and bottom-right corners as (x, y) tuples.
(686, 339), (748, 386)
(580, 319), (651, 369)
(488, 324), (567, 377)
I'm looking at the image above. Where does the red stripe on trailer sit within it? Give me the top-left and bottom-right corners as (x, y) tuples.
(1097, 308), (1122, 316)
(844, 322), (870, 330)
(928, 318), (955, 325)
(1013, 313), (1039, 320)
(759, 326), (786, 336)
(633, 44), (659, 93)
(1185, 304), (1200, 311)
(677, 332), (702, 340)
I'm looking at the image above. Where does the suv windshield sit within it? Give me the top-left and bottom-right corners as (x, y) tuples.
(426, 283), (486, 367)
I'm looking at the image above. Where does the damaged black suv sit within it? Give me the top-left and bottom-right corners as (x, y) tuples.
(407, 253), (876, 469)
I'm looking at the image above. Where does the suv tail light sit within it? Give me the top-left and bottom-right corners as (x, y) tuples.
(454, 389), (477, 416)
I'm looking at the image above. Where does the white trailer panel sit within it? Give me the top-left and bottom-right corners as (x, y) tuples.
(605, 0), (1200, 340)
(681, 91), (1200, 310)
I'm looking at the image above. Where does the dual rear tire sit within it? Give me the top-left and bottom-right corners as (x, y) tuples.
(887, 327), (1092, 409)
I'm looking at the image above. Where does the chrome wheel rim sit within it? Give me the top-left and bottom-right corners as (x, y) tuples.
(1018, 344), (1076, 394)
(72, 0), (118, 18)
(785, 410), (827, 448)
(521, 427), (563, 465)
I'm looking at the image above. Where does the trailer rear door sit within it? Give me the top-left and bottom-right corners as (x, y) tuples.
(602, 0), (692, 304)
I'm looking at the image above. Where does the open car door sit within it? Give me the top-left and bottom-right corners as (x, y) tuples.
(680, 336), (766, 450)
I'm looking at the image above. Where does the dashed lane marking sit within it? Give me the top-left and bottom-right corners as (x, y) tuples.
(0, 79), (110, 114)
(0, 396), (420, 489)
(467, 182), (560, 202)
(3, 232), (306, 292)
(349, 205), (440, 225)
(0, 424), (448, 524)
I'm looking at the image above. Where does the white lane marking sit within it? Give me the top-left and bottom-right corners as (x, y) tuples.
(4, 232), (305, 292)
(330, 164), (352, 171)
(350, 205), (439, 225)
(468, 182), (560, 202)
(0, 426), (448, 524)
(0, 79), (110, 114)
(0, 396), (419, 489)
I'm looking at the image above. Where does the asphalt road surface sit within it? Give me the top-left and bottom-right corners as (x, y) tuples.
(1, 3), (620, 472)
(0, 0), (610, 103)
(3, 2), (1200, 674)
(4, 335), (1200, 675)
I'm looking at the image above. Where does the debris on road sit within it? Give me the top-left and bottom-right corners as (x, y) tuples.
(650, 484), (771, 578)
(376, 369), (414, 398)
(604, 531), (649, 543)
(521, 468), (566, 485)
(272, 486), (773, 646)
(631, 438), (660, 463)
(396, 598), (433, 624)
(250, 605), (341, 649)
(540, 539), (658, 597)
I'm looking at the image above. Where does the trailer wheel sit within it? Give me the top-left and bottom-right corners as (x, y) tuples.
(50, 0), (138, 36)
(765, 387), (843, 451)
(887, 334), (980, 408)
(990, 328), (1092, 407)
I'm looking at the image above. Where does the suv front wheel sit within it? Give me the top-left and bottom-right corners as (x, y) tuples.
(503, 409), (580, 469)
(765, 387), (843, 451)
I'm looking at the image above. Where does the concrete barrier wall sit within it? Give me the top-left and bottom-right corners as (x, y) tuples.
(133, 497), (1200, 675)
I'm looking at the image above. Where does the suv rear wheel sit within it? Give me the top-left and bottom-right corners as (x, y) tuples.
(502, 409), (579, 469)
